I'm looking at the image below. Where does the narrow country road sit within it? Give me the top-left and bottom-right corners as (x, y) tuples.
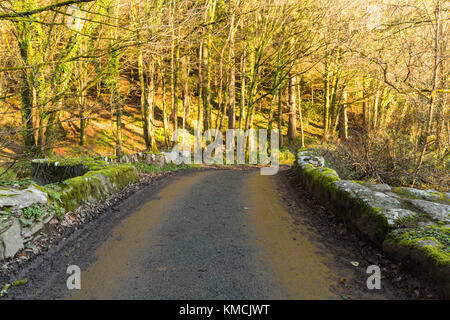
(5, 169), (405, 300)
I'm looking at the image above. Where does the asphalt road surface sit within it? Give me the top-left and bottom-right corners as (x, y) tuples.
(5, 169), (404, 299)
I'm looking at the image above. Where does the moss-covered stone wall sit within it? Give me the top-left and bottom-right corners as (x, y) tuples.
(58, 164), (139, 212)
(31, 158), (108, 185)
(294, 150), (450, 298)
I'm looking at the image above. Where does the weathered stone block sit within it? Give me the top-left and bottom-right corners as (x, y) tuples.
(21, 221), (44, 239)
(368, 184), (392, 193)
(297, 151), (325, 167)
(406, 199), (450, 223)
(31, 158), (107, 185)
(0, 186), (47, 210)
(393, 187), (444, 202)
(0, 218), (23, 259)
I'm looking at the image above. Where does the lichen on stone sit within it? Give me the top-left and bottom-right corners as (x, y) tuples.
(405, 199), (450, 224)
(393, 187), (445, 202)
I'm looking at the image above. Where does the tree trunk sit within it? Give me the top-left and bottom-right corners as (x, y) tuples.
(138, 47), (151, 150)
(372, 90), (380, 132)
(170, 0), (179, 135)
(339, 91), (348, 141)
(323, 54), (330, 139)
(147, 61), (157, 151)
(202, 0), (216, 132)
(112, 0), (122, 157)
(287, 75), (297, 142)
(412, 0), (442, 184)
(198, 43), (203, 129)
(278, 86), (283, 147)
(227, 0), (238, 129)
(239, 47), (246, 130)
(297, 78), (305, 148)
(78, 60), (87, 147)
(162, 74), (170, 148)
(181, 54), (190, 138)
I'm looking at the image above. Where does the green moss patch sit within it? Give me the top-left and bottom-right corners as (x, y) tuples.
(387, 225), (450, 267)
(0, 193), (19, 197)
(359, 203), (390, 232)
(279, 148), (296, 165)
(57, 164), (139, 212)
(313, 167), (340, 186)
(299, 165), (340, 187)
(351, 180), (370, 186)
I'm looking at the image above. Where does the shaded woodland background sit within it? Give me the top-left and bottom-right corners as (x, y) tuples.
(0, 0), (448, 190)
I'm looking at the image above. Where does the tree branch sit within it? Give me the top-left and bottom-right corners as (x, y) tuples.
(0, 0), (95, 20)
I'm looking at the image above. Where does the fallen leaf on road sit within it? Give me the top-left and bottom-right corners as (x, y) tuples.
(0, 283), (10, 298)
(12, 278), (28, 287)
(350, 261), (360, 267)
(156, 266), (167, 272)
(339, 278), (346, 284)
